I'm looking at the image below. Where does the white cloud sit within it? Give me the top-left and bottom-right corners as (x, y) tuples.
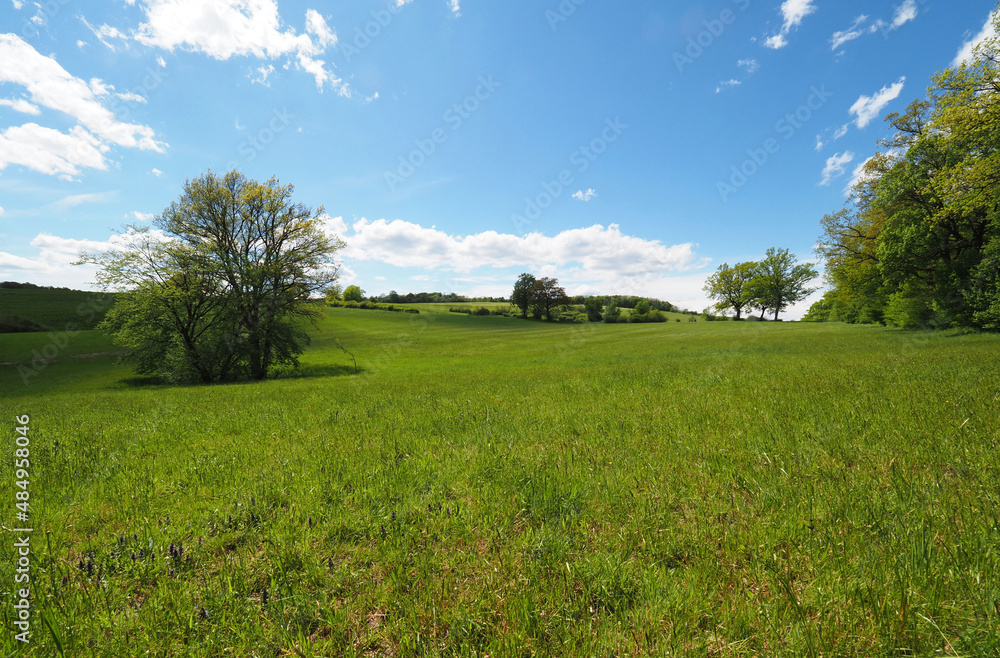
(252, 64), (275, 86)
(449, 0), (460, 15)
(0, 34), (165, 166)
(831, 3), (918, 53)
(12, 0), (24, 8)
(849, 77), (905, 128)
(156, 55), (166, 68)
(131, 211), (155, 221)
(831, 15), (868, 50)
(765, 0), (816, 49)
(0, 97), (41, 115)
(304, 9), (336, 47)
(76, 39), (87, 48)
(715, 79), (741, 93)
(737, 58), (759, 74)
(891, 0), (918, 30)
(128, 0), (344, 91)
(814, 135), (824, 151)
(324, 218), (699, 279)
(151, 168), (163, 176)
(953, 11), (997, 67)
(832, 123), (848, 140)
(820, 151), (855, 186)
(572, 188), (597, 202)
(764, 34), (787, 50)
(117, 90), (147, 104)
(365, 91), (380, 103)
(0, 206), (4, 216)
(0, 231), (145, 289)
(0, 123), (108, 177)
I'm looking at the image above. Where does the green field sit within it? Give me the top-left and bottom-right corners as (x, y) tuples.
(0, 288), (114, 334)
(1, 305), (999, 655)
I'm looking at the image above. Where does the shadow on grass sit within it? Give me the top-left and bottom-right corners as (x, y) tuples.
(116, 363), (358, 389)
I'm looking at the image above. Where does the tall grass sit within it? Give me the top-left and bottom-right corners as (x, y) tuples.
(1, 308), (998, 655)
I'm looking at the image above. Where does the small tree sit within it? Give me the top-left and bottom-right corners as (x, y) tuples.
(342, 285), (364, 302)
(324, 284), (343, 302)
(530, 277), (570, 321)
(604, 301), (620, 323)
(583, 296), (603, 322)
(511, 273), (536, 318)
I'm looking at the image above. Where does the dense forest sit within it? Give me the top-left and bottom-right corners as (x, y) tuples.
(807, 11), (1000, 329)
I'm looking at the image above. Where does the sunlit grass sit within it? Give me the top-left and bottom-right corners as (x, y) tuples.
(1, 308), (998, 655)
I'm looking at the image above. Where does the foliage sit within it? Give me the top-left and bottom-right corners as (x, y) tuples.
(511, 273), (537, 318)
(583, 297), (603, 322)
(703, 261), (757, 320)
(328, 300), (419, 314)
(748, 248), (818, 320)
(342, 285), (364, 303)
(603, 301), (620, 323)
(818, 9), (1000, 329)
(81, 170), (343, 382)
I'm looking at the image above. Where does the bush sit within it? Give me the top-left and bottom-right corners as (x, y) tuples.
(0, 315), (49, 333)
(328, 300), (418, 314)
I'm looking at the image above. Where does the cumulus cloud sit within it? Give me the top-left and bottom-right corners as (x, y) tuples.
(737, 58), (759, 74)
(820, 151), (854, 186)
(151, 168), (163, 176)
(849, 77), (905, 128)
(0, 34), (165, 177)
(572, 188), (597, 202)
(764, 0), (816, 49)
(122, 0), (344, 91)
(449, 0), (460, 15)
(0, 229), (165, 289)
(131, 211), (155, 221)
(323, 217), (699, 278)
(953, 10), (997, 67)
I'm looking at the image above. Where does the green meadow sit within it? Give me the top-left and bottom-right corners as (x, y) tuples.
(1, 304), (999, 655)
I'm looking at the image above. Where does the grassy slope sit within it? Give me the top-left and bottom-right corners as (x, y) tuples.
(0, 288), (114, 333)
(1, 308), (998, 655)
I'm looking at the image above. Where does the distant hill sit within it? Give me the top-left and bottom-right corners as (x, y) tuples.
(0, 282), (115, 333)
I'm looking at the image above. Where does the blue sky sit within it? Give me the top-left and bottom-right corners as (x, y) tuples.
(0, 0), (996, 317)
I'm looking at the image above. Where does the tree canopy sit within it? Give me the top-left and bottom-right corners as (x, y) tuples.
(82, 170), (343, 382)
(813, 8), (1000, 329)
(704, 250), (816, 320)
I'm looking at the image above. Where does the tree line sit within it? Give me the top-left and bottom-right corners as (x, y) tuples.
(808, 8), (1000, 329)
(703, 248), (817, 320)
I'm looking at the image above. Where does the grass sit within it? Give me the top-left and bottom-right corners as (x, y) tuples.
(1, 304), (999, 655)
(0, 288), (114, 334)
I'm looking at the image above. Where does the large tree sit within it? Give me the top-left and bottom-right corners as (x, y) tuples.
(750, 248), (818, 320)
(530, 277), (570, 321)
(703, 261), (757, 320)
(83, 170), (343, 382)
(511, 273), (536, 318)
(815, 8), (1000, 329)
